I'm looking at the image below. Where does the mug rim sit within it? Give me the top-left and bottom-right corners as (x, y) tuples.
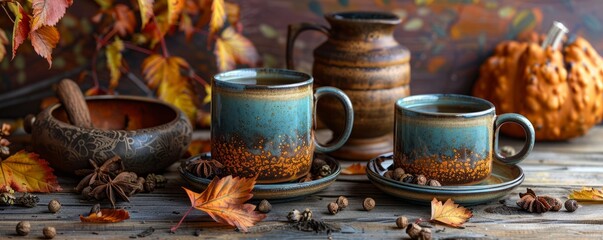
(213, 68), (313, 90)
(325, 11), (401, 25)
(396, 94), (495, 118)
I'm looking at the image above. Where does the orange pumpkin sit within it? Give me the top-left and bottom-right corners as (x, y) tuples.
(473, 36), (603, 141)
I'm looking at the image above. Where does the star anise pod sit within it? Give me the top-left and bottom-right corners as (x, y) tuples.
(75, 156), (125, 192)
(89, 172), (143, 208)
(185, 158), (224, 178)
(516, 188), (552, 213)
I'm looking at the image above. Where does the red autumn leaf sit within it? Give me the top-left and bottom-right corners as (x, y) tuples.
(167, 0), (185, 25)
(8, 2), (30, 60)
(29, 25), (59, 68)
(214, 26), (259, 72)
(137, 0), (154, 28)
(30, 0), (73, 31)
(80, 208), (130, 223)
(0, 150), (62, 193)
(430, 198), (473, 228)
(112, 4), (136, 36)
(106, 37), (124, 91)
(341, 163), (366, 175)
(141, 54), (189, 89)
(171, 176), (266, 232)
(0, 29), (8, 61)
(209, 0), (225, 39)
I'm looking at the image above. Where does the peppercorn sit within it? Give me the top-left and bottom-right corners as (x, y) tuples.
(287, 209), (302, 222)
(363, 198), (375, 211)
(336, 196), (348, 209)
(312, 158), (327, 173)
(16, 221), (30, 236)
(302, 208), (312, 221)
(319, 165), (332, 177)
(393, 168), (405, 180)
(415, 174), (427, 185)
(43, 226), (56, 239)
(427, 179), (441, 187)
(565, 199), (580, 212)
(543, 196), (562, 211)
(406, 223), (422, 239)
(328, 202), (339, 215)
(48, 199), (61, 213)
(418, 228), (432, 240)
(395, 216), (408, 229)
(383, 170), (393, 179)
(257, 199), (272, 213)
(401, 174), (414, 183)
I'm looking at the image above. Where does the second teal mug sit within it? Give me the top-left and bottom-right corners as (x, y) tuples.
(211, 68), (354, 184)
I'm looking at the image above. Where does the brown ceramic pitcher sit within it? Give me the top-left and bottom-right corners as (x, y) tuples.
(286, 11), (411, 160)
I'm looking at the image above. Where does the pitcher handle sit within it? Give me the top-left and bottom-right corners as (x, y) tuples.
(313, 87), (354, 153)
(493, 113), (535, 165)
(286, 23), (330, 70)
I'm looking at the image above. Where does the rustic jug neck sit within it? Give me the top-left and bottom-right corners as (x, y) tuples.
(325, 12), (400, 44)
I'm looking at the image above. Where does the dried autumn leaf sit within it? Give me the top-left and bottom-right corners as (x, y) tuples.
(29, 25), (60, 68)
(157, 76), (197, 123)
(209, 0), (225, 38)
(569, 187), (603, 201)
(167, 0), (185, 25)
(214, 26), (259, 72)
(30, 0), (73, 31)
(179, 13), (195, 41)
(0, 29), (7, 61)
(430, 198), (472, 228)
(8, 2), (30, 60)
(187, 139), (211, 156)
(137, 0), (154, 28)
(80, 208), (130, 223)
(0, 150), (62, 193)
(141, 54), (189, 89)
(341, 163), (366, 175)
(112, 4), (136, 36)
(172, 176), (266, 232)
(224, 2), (241, 31)
(106, 37), (124, 91)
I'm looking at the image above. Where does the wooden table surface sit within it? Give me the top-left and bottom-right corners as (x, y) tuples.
(2, 127), (603, 239)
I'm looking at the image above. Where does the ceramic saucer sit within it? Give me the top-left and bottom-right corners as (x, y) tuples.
(366, 153), (524, 206)
(179, 152), (340, 200)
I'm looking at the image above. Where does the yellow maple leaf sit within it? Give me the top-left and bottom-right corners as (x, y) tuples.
(209, 0), (225, 38)
(141, 54), (189, 89)
(167, 0), (184, 25)
(430, 198), (472, 228)
(106, 37), (124, 91)
(172, 176), (266, 232)
(158, 76), (197, 124)
(137, 0), (154, 28)
(214, 26), (259, 72)
(0, 150), (62, 192)
(341, 163), (366, 175)
(569, 187), (603, 201)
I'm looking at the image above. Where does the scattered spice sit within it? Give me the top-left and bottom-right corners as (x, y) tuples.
(401, 174), (414, 183)
(43, 226), (56, 239)
(144, 174), (167, 192)
(545, 197), (563, 211)
(0, 192), (15, 206)
(134, 227), (155, 238)
(516, 188), (552, 213)
(327, 202), (339, 215)
(419, 228), (432, 240)
(88, 172), (144, 208)
(406, 223), (422, 239)
(302, 208), (313, 221)
(185, 158), (223, 178)
(48, 199), (61, 213)
(16, 193), (39, 208)
(415, 174), (428, 185)
(396, 216), (408, 229)
(312, 158), (328, 173)
(293, 219), (339, 233)
(16, 221), (30, 236)
(319, 165), (332, 177)
(427, 179), (441, 187)
(75, 156), (124, 193)
(363, 198), (375, 211)
(565, 199), (580, 212)
(393, 168), (405, 180)
(336, 196), (349, 209)
(287, 209), (302, 222)
(257, 199), (272, 213)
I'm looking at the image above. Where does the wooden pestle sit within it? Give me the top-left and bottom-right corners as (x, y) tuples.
(56, 79), (92, 128)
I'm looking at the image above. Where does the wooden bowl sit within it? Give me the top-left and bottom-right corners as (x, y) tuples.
(26, 95), (192, 175)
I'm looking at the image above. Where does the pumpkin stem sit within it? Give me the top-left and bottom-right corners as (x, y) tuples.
(542, 21), (569, 50)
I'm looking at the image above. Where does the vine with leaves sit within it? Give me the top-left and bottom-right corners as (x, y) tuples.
(0, 0), (259, 126)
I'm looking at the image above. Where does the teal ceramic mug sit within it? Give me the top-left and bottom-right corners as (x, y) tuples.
(212, 68), (354, 184)
(394, 94), (535, 185)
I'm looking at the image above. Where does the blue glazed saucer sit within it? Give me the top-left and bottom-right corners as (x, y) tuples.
(179, 152), (341, 200)
(366, 153), (524, 206)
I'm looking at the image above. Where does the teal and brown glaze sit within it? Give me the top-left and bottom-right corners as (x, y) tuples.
(212, 68), (353, 184)
(394, 94), (535, 185)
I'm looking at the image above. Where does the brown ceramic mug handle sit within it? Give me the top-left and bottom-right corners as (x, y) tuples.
(286, 23), (330, 70)
(56, 79), (93, 128)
